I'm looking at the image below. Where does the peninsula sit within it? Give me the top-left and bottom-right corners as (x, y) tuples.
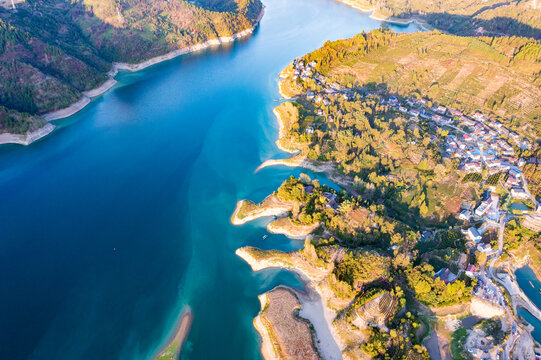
(153, 306), (193, 360)
(235, 29), (541, 359)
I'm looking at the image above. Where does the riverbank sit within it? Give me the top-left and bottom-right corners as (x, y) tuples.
(0, 123), (56, 146)
(333, 0), (434, 31)
(2, 8), (265, 146)
(231, 195), (320, 238)
(153, 306), (193, 360)
(231, 196), (293, 225)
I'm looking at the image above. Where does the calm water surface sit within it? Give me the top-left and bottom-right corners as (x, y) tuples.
(0, 0), (419, 358)
(516, 266), (541, 343)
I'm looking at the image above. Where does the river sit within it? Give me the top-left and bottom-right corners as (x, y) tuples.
(0, 0), (419, 359)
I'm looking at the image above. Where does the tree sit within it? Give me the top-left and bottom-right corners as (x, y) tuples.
(475, 251), (487, 266)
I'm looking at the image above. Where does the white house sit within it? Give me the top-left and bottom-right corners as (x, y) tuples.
(459, 209), (471, 221)
(511, 187), (529, 199)
(468, 227), (482, 242)
(477, 243), (492, 253)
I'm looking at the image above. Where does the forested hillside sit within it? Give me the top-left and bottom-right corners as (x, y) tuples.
(0, 0), (262, 135)
(343, 0), (541, 39)
(297, 30), (541, 138)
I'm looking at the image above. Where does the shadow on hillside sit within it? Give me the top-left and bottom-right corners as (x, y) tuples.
(402, 11), (540, 39)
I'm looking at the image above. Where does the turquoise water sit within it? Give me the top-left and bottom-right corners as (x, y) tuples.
(0, 1), (420, 359)
(510, 202), (530, 211)
(516, 266), (541, 343)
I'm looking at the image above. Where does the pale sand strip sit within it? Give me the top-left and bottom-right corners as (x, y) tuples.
(152, 306), (193, 360)
(42, 97), (91, 122)
(1, 8), (265, 145)
(83, 78), (118, 98)
(254, 293), (280, 360)
(43, 9), (264, 122)
(333, 0), (434, 31)
(0, 123), (56, 145)
(237, 248), (344, 360)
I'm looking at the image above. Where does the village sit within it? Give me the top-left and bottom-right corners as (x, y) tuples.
(287, 57), (541, 359)
(290, 57), (540, 232)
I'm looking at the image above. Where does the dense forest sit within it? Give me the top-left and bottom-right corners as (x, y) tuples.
(343, 0), (541, 39)
(0, 0), (262, 134)
(275, 92), (467, 226)
(246, 174), (477, 358)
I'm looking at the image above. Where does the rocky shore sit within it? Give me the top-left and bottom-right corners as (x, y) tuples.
(333, 0), (434, 31)
(0, 123), (56, 146)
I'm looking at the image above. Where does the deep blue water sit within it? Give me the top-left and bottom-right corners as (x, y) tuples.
(0, 1), (420, 359)
(516, 266), (541, 343)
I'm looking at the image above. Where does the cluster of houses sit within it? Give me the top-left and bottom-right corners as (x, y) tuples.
(457, 191), (501, 254)
(382, 95), (536, 210)
(289, 57), (540, 243)
(291, 59), (316, 81)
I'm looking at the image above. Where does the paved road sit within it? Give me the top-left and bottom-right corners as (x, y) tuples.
(521, 174), (539, 207)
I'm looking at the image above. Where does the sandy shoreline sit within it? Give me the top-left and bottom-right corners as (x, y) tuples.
(1, 8), (265, 146)
(230, 199), (292, 225)
(237, 248), (344, 359)
(153, 306), (193, 360)
(253, 292), (279, 360)
(334, 0), (434, 31)
(0, 123), (56, 145)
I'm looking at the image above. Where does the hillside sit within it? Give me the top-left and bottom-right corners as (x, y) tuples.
(242, 29), (541, 357)
(340, 0), (541, 39)
(284, 30), (541, 139)
(0, 0), (262, 137)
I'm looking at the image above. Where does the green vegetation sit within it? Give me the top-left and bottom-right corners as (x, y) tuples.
(274, 176), (421, 246)
(295, 30), (541, 138)
(239, 173), (478, 357)
(241, 28), (541, 357)
(0, 0), (262, 134)
(462, 173), (482, 183)
(343, 0), (540, 39)
(450, 325), (469, 360)
(504, 218), (540, 250)
(0, 106), (46, 135)
(362, 312), (430, 359)
(480, 318), (504, 343)
(333, 250), (390, 289)
(277, 31), (541, 231)
(522, 149), (541, 198)
(485, 172), (505, 186)
(405, 264), (474, 307)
